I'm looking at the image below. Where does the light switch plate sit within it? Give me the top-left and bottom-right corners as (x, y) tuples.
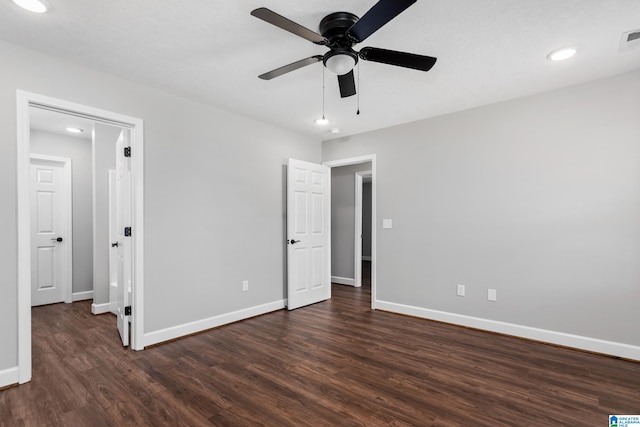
(383, 219), (392, 229)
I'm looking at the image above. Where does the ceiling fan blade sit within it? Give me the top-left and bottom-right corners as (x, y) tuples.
(258, 56), (323, 80)
(347, 0), (416, 43)
(337, 70), (357, 98)
(359, 47), (437, 72)
(251, 8), (327, 45)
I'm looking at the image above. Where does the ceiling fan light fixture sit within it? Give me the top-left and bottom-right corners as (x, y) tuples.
(547, 47), (577, 61)
(11, 0), (48, 13)
(324, 50), (358, 75)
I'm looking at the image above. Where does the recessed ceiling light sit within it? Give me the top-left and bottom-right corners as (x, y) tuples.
(66, 127), (84, 134)
(330, 128), (340, 134)
(315, 117), (329, 125)
(11, 0), (49, 13)
(547, 47), (577, 61)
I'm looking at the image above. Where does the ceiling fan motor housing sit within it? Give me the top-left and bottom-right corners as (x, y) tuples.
(319, 12), (358, 43)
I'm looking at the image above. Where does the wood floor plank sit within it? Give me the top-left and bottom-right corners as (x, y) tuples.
(2, 264), (639, 425)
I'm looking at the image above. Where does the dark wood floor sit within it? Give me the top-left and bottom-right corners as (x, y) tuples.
(2, 265), (639, 426)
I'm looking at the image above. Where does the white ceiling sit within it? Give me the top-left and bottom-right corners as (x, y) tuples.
(2, 0), (639, 140)
(30, 107), (94, 140)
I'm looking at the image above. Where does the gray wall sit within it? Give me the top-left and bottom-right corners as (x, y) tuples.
(30, 130), (93, 294)
(93, 123), (119, 305)
(331, 162), (372, 279)
(362, 182), (372, 258)
(323, 70), (640, 347)
(0, 39), (320, 371)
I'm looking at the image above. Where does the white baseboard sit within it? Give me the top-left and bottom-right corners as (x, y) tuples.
(0, 367), (19, 389)
(375, 300), (640, 361)
(72, 290), (93, 302)
(143, 299), (286, 347)
(332, 276), (356, 286)
(362, 256), (372, 261)
(91, 302), (111, 315)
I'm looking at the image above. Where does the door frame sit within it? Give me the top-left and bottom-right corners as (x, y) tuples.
(323, 155), (377, 309)
(29, 154), (74, 305)
(17, 90), (145, 384)
(354, 170), (372, 288)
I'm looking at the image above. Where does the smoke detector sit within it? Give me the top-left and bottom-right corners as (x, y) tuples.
(620, 28), (640, 52)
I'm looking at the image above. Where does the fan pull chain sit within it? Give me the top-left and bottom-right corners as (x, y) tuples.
(356, 61), (360, 115)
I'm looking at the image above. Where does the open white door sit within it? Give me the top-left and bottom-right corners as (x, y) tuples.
(287, 158), (331, 310)
(114, 131), (132, 346)
(108, 170), (118, 314)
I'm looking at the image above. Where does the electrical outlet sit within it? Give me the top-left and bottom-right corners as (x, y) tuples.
(456, 284), (465, 297)
(242, 280), (249, 292)
(488, 289), (497, 301)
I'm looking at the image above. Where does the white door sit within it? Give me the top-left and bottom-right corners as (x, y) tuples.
(30, 156), (72, 306)
(108, 169), (118, 315)
(287, 158), (331, 310)
(114, 131), (132, 346)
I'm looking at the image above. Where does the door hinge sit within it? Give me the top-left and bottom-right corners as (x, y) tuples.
(124, 147), (131, 157)
(124, 227), (132, 237)
(124, 306), (132, 316)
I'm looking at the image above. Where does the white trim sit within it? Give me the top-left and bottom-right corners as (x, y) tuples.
(0, 367), (19, 389)
(362, 256), (372, 261)
(354, 170), (372, 288)
(354, 173), (363, 287)
(17, 92), (32, 384)
(143, 300), (286, 347)
(376, 300), (640, 361)
(332, 276), (356, 286)
(130, 122), (145, 351)
(91, 302), (111, 315)
(323, 155), (377, 309)
(17, 90), (145, 384)
(29, 154), (74, 305)
(72, 290), (94, 302)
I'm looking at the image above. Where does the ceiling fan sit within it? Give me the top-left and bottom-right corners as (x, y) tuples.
(251, 0), (437, 98)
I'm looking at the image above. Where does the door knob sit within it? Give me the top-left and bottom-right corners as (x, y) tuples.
(51, 237), (63, 242)
(111, 242), (119, 248)
(289, 239), (300, 245)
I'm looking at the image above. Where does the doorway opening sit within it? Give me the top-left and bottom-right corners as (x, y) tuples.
(16, 91), (145, 384)
(324, 155), (377, 309)
(355, 170), (372, 288)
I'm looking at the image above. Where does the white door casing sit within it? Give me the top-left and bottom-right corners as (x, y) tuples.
(115, 131), (132, 346)
(30, 155), (73, 306)
(17, 91), (145, 384)
(287, 158), (331, 310)
(323, 155), (377, 309)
